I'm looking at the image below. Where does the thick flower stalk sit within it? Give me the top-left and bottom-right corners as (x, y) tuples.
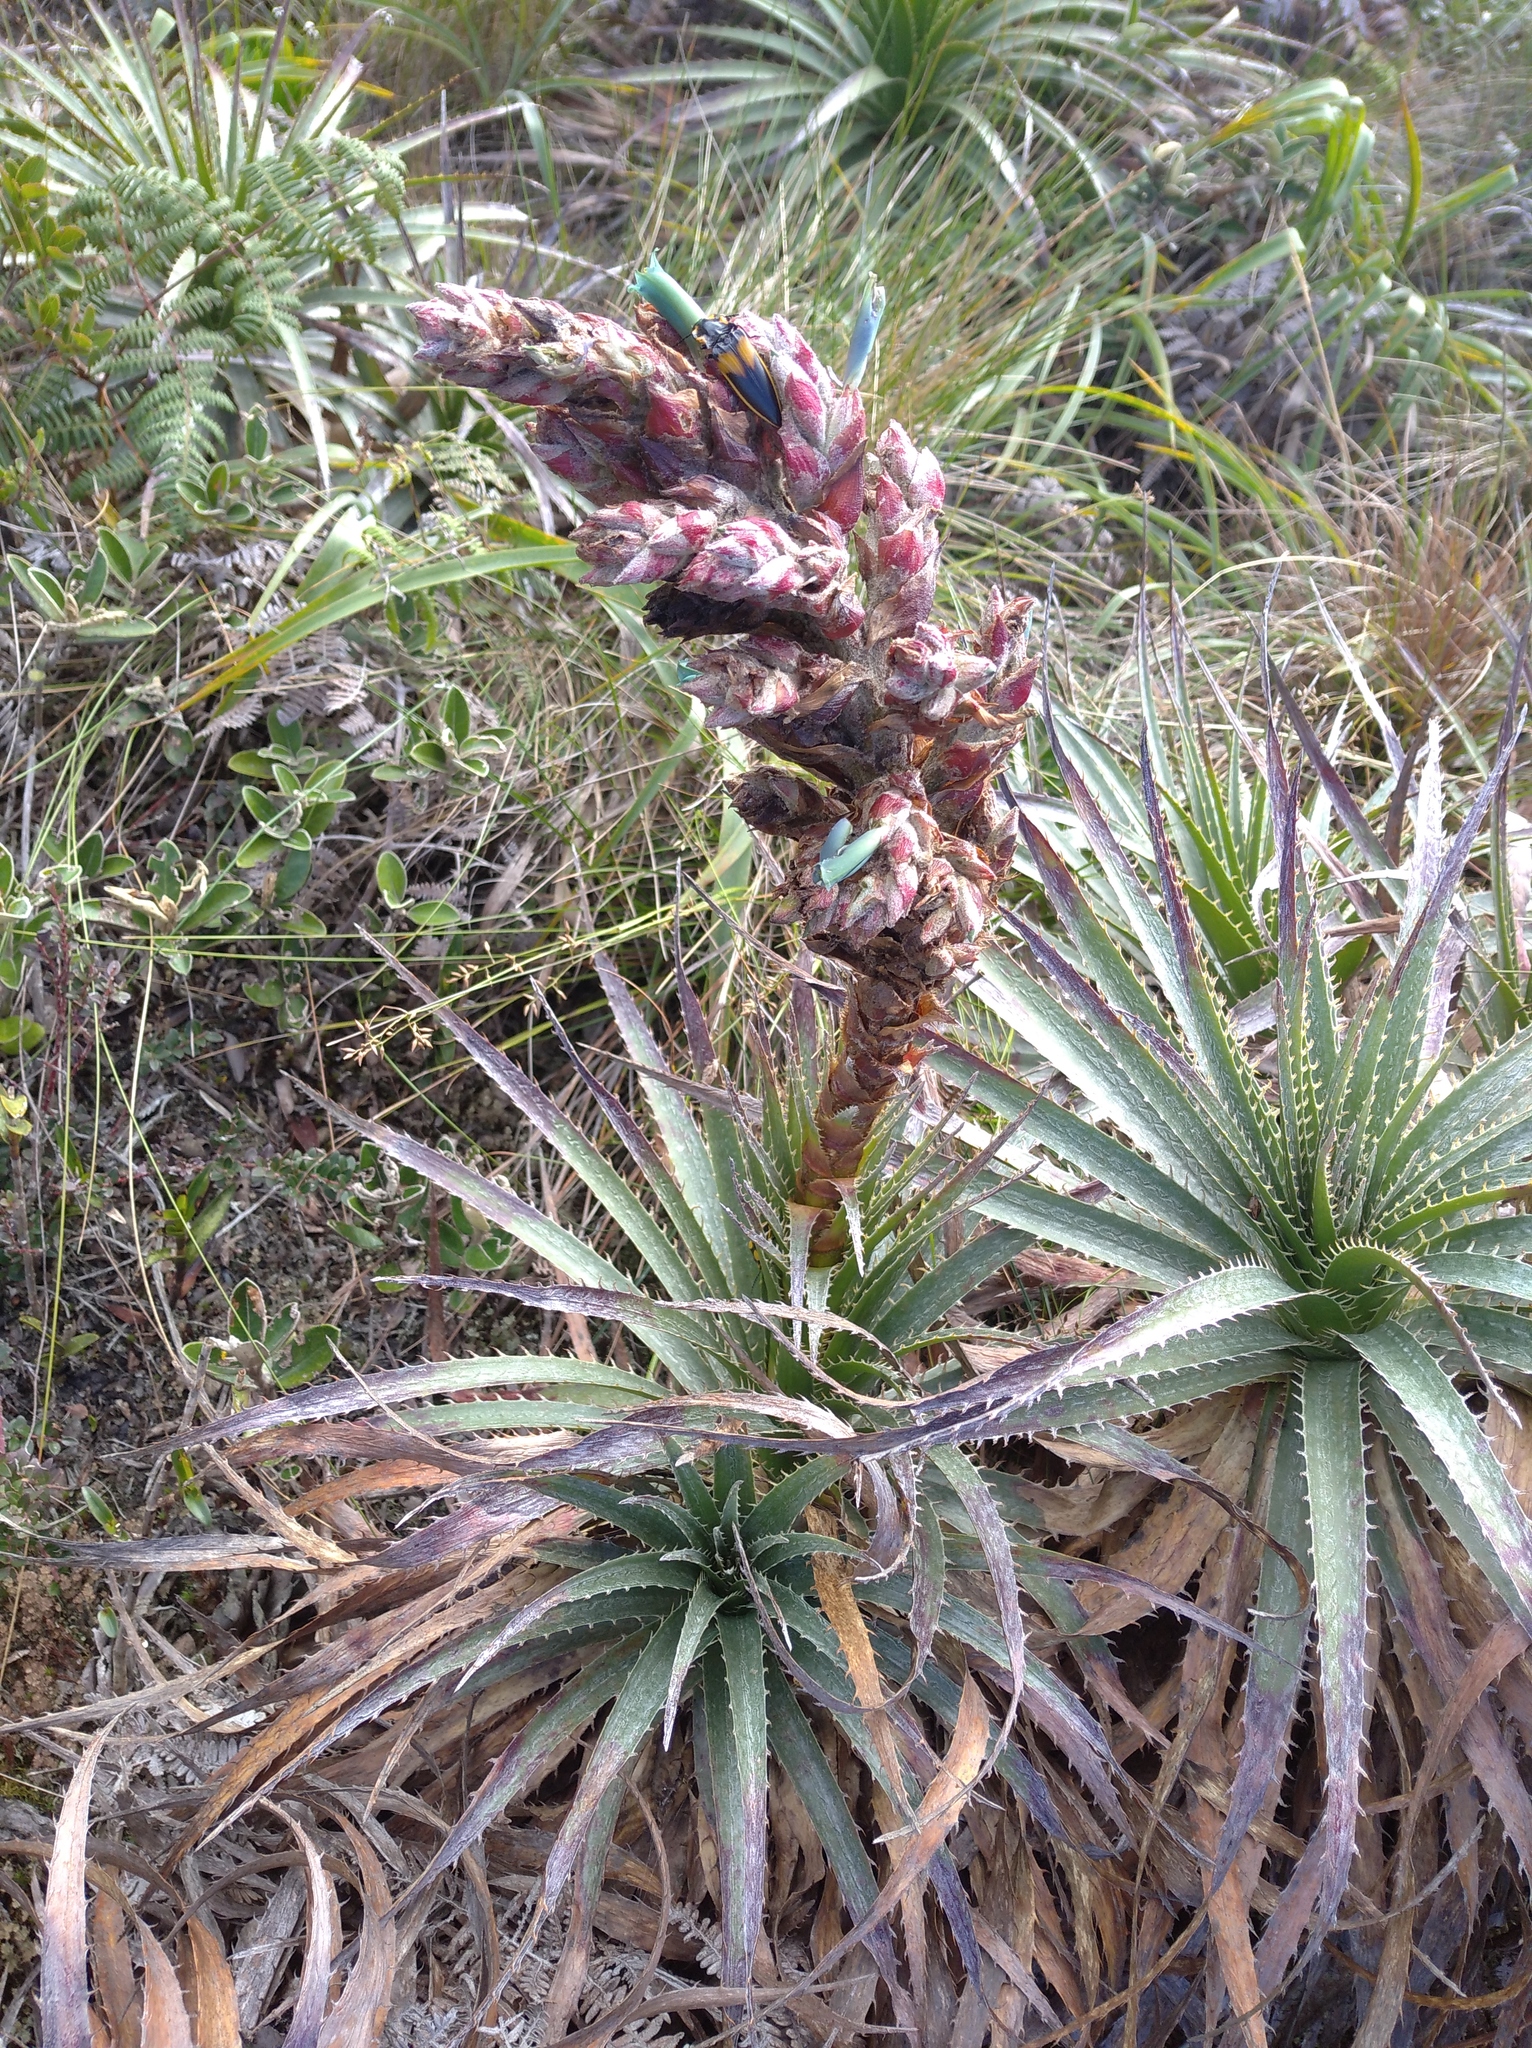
(413, 276), (1034, 1251)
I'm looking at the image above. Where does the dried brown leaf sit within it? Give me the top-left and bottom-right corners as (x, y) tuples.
(181, 1917), (239, 2048)
(809, 1675), (990, 1993)
(40, 1728), (107, 2048)
(282, 1810), (341, 2048)
(317, 1825), (397, 2048)
(1077, 1399), (1257, 1633)
(811, 1548), (907, 1801)
(231, 1866), (305, 2034)
(292, 1458), (468, 1514)
(88, 1887), (140, 2048)
(135, 1921), (193, 2048)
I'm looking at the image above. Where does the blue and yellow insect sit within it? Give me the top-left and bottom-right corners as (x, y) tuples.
(692, 318), (783, 430)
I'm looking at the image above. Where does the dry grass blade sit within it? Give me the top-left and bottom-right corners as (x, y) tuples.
(41, 1729), (108, 2048)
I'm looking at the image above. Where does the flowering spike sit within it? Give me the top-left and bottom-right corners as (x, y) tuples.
(411, 277), (1035, 1254)
(630, 252), (707, 344)
(843, 277), (885, 388)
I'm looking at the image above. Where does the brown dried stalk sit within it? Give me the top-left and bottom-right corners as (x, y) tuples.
(411, 283), (1034, 1252)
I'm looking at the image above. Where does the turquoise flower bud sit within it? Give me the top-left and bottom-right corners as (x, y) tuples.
(843, 278), (885, 389)
(820, 817), (852, 862)
(630, 253), (707, 341)
(816, 820), (891, 886)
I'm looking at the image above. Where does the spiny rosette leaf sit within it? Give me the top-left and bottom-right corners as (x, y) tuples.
(932, 645), (1532, 1977)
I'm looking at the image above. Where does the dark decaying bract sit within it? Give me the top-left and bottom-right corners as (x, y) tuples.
(410, 282), (1034, 1253)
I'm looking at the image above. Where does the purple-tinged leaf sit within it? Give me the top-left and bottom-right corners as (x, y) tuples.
(362, 940), (704, 1307)
(1298, 1359), (1371, 1943)
(1266, 659), (1390, 872)
(1036, 674), (1186, 1007)
(536, 991), (730, 1296)
(367, 1485), (552, 1573)
(929, 1445), (1025, 1747)
(1254, 1828), (1325, 2000)
(673, 897), (718, 1074)
(907, 1493), (945, 1691)
(858, 1454), (909, 1573)
(1009, 915), (1207, 1104)
(1062, 1418), (1309, 1587)
(180, 1352), (649, 1448)
(398, 1273), (900, 1375)
(1029, 1554), (1257, 1652)
(929, 1846), (984, 1989)
(1013, 809), (1166, 1036)
(312, 1093), (719, 1390)
(1138, 723), (1210, 1008)
(1370, 710), (1520, 1109)
(594, 953), (729, 1266)
(1210, 1396), (1312, 1896)
(1271, 735), (1301, 995)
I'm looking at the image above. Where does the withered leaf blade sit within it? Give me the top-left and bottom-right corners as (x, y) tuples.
(40, 1728), (107, 2048)
(54, 1534), (312, 1572)
(88, 1888), (140, 2048)
(281, 1809), (342, 2048)
(134, 1919), (194, 2048)
(317, 1824), (398, 2047)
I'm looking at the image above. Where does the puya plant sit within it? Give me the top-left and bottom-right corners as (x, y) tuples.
(620, 0), (1273, 210)
(903, 645), (1532, 2028)
(93, 941), (1139, 2040)
(1016, 599), (1374, 1008)
(45, 270), (1157, 2037)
